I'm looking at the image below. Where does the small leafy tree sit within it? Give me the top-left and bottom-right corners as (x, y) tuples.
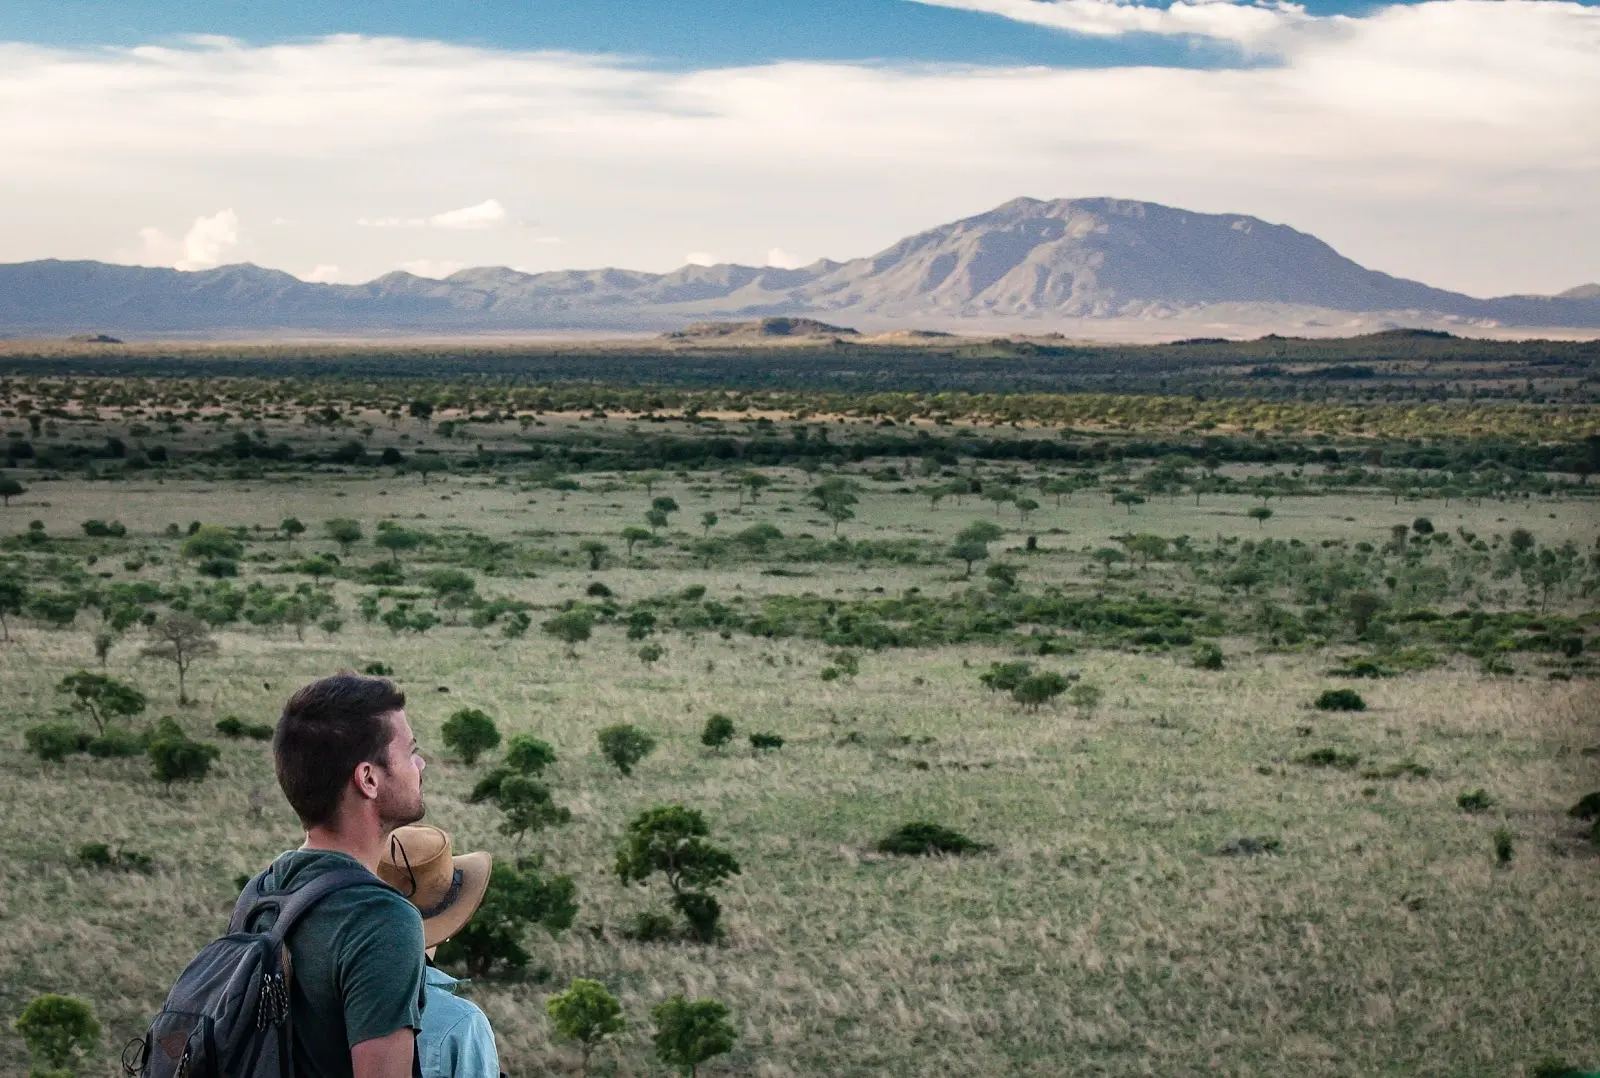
(700, 511), (718, 536)
(740, 472), (771, 503)
(651, 994), (736, 1078)
(980, 661), (1033, 692)
(504, 734), (557, 776)
(1345, 591), (1384, 638)
(616, 804), (740, 942)
(441, 708), (501, 765)
(434, 859), (577, 978)
(56, 671), (146, 734)
(15, 994), (100, 1078)
(579, 540), (609, 572)
(0, 575), (24, 641)
(324, 518), (363, 555)
(700, 714), (735, 751)
(543, 608), (595, 658)
(1192, 643), (1225, 670)
(1248, 506), (1274, 528)
(546, 979), (625, 1078)
(0, 476), (26, 506)
(638, 642), (665, 666)
(808, 477), (859, 535)
(498, 775), (571, 848)
(748, 732), (784, 753)
(279, 517), (307, 549)
(374, 525), (422, 564)
(597, 724), (656, 776)
(141, 613), (218, 704)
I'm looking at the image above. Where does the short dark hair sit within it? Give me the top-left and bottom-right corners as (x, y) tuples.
(273, 673), (406, 828)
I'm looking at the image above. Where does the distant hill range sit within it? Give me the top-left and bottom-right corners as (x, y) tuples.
(2, 197), (1598, 336)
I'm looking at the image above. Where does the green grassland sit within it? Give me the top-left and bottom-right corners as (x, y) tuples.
(0, 372), (1597, 1077)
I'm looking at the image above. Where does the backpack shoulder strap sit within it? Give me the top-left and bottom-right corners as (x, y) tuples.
(229, 865), (396, 941)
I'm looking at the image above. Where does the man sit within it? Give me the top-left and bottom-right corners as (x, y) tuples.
(261, 672), (429, 1078)
(378, 825), (500, 1078)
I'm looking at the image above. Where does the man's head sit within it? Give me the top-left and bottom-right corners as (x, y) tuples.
(273, 673), (425, 833)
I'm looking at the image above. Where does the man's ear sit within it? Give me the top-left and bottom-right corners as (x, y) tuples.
(352, 759), (381, 802)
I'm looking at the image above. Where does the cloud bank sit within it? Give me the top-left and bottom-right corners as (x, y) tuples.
(0, 3), (1595, 296)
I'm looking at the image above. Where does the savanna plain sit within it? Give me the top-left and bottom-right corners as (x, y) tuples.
(0, 335), (1597, 1078)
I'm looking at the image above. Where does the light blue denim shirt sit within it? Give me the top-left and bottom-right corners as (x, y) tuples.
(419, 966), (500, 1078)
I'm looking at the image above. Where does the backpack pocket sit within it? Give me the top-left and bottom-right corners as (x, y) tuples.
(136, 1011), (218, 1078)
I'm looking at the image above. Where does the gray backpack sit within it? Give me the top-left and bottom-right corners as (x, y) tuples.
(125, 864), (390, 1078)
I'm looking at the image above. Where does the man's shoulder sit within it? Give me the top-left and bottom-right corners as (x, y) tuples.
(269, 850), (420, 936)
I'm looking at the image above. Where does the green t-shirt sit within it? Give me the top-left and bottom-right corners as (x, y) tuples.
(251, 849), (426, 1078)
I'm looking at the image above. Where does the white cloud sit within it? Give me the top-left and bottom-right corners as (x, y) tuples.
(0, 10), (1597, 295)
(908, 0), (1321, 50)
(358, 198), (509, 230)
(765, 247), (807, 270)
(302, 263), (343, 283)
(428, 198), (508, 230)
(400, 259), (465, 279)
(131, 209), (240, 270)
(684, 252), (718, 267)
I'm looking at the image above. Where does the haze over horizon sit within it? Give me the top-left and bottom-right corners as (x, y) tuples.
(1, 0), (1597, 298)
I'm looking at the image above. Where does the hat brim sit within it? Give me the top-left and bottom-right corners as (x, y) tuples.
(418, 851), (492, 949)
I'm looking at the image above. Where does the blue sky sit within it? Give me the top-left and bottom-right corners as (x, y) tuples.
(3, 0), (1395, 67)
(0, 0), (1596, 298)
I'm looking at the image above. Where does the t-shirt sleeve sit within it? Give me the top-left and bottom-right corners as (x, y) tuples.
(335, 891), (426, 1047)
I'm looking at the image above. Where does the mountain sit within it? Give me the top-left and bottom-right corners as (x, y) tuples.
(2, 197), (1597, 335)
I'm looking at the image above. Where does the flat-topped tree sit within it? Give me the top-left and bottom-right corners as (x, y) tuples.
(56, 671), (146, 734)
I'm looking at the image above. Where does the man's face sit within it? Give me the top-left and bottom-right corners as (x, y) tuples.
(374, 710), (425, 829)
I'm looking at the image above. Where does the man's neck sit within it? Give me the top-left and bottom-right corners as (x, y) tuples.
(301, 818), (387, 873)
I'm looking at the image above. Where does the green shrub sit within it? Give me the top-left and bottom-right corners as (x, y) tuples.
(1066, 682), (1103, 716)
(625, 910), (680, 942)
(638, 642), (665, 665)
(147, 727), (221, 785)
(77, 842), (113, 868)
(1458, 789), (1496, 813)
(497, 775), (571, 848)
(597, 724), (656, 777)
(1297, 748), (1361, 770)
(362, 661), (394, 676)
(1012, 672), (1070, 710)
(86, 727), (143, 759)
(700, 714), (735, 750)
(1493, 826), (1515, 865)
(1314, 688), (1367, 711)
(25, 723), (82, 763)
(1362, 761), (1431, 780)
(1567, 792), (1600, 820)
(14, 994), (100, 1077)
(197, 557), (239, 578)
(469, 767), (512, 804)
(1192, 643), (1225, 670)
(748, 732), (784, 752)
(214, 716), (246, 738)
(979, 660), (1033, 692)
(876, 822), (989, 857)
(1328, 659), (1394, 678)
(244, 722), (274, 741)
(441, 708), (501, 766)
(651, 994), (736, 1078)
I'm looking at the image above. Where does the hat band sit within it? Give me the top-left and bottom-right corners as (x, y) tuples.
(416, 869), (463, 919)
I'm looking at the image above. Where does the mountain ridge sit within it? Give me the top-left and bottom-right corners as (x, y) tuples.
(2, 198), (1598, 334)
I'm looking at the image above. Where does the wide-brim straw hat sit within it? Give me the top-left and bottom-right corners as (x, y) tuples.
(377, 825), (492, 949)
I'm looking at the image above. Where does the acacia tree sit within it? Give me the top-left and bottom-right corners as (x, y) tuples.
(808, 478), (859, 535)
(579, 540), (609, 572)
(621, 526), (652, 558)
(140, 612), (218, 705)
(740, 472), (771, 503)
(279, 517), (307, 549)
(949, 520), (1002, 578)
(56, 672), (146, 734)
(544, 608), (595, 658)
(0, 476), (25, 506)
(616, 804), (740, 941)
(375, 524), (422, 564)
